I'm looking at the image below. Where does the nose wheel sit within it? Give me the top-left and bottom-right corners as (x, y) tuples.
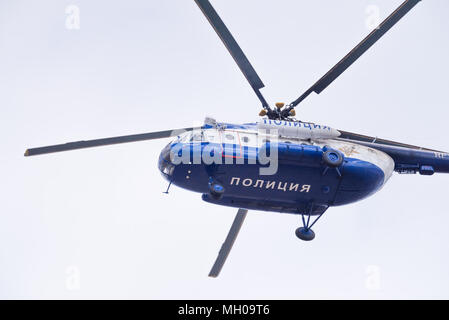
(295, 205), (326, 241)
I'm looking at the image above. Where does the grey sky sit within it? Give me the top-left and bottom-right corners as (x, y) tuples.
(1, 0), (448, 299)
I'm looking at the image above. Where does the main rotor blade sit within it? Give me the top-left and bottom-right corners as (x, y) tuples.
(209, 208), (248, 278)
(24, 127), (200, 157)
(338, 129), (445, 153)
(289, 0), (422, 108)
(194, 0), (270, 109)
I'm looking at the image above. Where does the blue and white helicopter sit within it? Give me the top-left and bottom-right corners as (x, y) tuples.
(25, 0), (448, 277)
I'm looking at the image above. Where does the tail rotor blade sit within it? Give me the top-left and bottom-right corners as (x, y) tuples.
(209, 208), (248, 278)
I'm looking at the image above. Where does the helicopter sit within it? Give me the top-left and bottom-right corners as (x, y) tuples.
(24, 0), (449, 278)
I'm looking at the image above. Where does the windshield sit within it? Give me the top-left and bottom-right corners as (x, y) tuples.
(190, 131), (204, 142)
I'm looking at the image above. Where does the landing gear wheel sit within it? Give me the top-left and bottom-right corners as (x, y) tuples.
(322, 149), (344, 167)
(295, 204), (327, 242)
(295, 227), (315, 241)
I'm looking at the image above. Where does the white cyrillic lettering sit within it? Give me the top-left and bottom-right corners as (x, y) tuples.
(277, 182), (287, 192)
(289, 183), (299, 191)
(254, 180), (264, 188)
(230, 177), (240, 185)
(265, 181), (275, 189)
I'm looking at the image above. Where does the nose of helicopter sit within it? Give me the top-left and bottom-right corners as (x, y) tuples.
(158, 142), (175, 179)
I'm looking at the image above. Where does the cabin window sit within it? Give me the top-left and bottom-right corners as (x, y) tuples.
(242, 136), (250, 143)
(225, 134), (235, 141)
(204, 130), (219, 143)
(205, 133), (215, 142)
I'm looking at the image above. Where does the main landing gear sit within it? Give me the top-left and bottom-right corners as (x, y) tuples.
(295, 205), (326, 241)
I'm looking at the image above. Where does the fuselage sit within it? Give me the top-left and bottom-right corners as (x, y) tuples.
(158, 121), (449, 215)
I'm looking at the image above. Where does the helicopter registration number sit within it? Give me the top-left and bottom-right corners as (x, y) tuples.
(434, 152), (447, 159)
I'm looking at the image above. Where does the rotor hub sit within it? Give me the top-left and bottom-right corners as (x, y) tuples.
(259, 102), (297, 121)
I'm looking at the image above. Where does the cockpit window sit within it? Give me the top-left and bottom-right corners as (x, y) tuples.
(190, 132), (204, 142)
(179, 132), (192, 143)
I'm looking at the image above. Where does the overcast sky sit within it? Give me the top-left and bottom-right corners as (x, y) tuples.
(1, 0), (449, 299)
